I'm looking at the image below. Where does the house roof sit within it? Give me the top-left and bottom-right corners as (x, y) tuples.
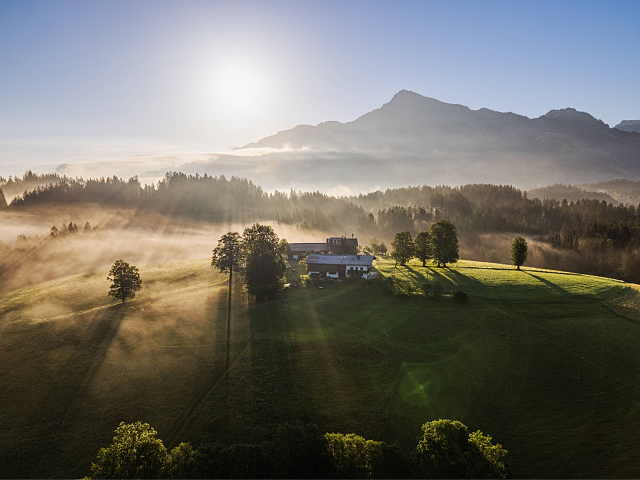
(289, 242), (330, 252)
(306, 254), (374, 266)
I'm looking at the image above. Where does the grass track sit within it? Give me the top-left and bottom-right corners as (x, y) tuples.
(2, 258), (640, 477)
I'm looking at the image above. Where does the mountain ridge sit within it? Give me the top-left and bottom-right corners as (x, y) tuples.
(185, 90), (640, 191)
(614, 120), (640, 134)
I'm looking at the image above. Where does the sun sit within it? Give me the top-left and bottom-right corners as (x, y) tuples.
(220, 66), (258, 109)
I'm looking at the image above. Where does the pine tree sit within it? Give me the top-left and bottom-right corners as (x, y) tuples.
(511, 237), (528, 270)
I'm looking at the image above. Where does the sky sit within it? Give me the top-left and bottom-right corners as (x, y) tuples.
(1, 0), (639, 181)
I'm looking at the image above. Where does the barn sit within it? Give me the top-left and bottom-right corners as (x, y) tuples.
(287, 243), (331, 260)
(305, 254), (375, 279)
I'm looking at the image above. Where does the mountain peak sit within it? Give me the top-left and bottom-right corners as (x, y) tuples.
(542, 107), (601, 124)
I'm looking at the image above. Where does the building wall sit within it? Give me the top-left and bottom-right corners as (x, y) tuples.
(307, 263), (372, 278)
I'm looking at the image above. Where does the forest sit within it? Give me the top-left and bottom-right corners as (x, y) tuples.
(3, 171), (640, 282)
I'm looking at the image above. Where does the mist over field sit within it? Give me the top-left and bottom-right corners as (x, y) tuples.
(0, 208), (328, 293)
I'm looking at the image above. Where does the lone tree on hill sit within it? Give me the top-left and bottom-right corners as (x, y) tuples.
(242, 223), (288, 300)
(107, 260), (142, 304)
(511, 236), (528, 270)
(212, 231), (243, 289)
(391, 231), (414, 266)
(414, 231), (433, 267)
(429, 220), (459, 267)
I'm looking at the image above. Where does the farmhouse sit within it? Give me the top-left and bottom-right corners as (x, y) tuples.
(305, 254), (375, 279)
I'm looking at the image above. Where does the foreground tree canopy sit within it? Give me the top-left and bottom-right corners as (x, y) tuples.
(88, 419), (508, 479)
(107, 260), (142, 304)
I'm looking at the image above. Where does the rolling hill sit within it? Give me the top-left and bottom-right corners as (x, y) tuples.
(2, 258), (640, 477)
(182, 90), (640, 192)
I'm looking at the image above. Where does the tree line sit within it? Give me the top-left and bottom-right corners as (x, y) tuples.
(7, 171), (640, 282)
(87, 419), (508, 479)
(9, 172), (640, 247)
(389, 220), (460, 268)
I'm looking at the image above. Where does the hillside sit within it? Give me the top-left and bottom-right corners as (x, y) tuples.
(2, 258), (640, 477)
(578, 178), (640, 205)
(208, 90), (640, 190)
(527, 183), (618, 204)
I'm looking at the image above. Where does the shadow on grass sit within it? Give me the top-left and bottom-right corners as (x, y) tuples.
(164, 275), (251, 449)
(393, 265), (485, 291)
(31, 304), (128, 478)
(525, 272), (568, 296)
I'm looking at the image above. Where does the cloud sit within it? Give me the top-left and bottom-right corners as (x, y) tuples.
(55, 163), (75, 174)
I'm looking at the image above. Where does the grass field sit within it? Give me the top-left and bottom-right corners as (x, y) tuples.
(2, 257), (640, 477)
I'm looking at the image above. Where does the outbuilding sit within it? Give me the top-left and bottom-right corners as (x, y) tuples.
(287, 243), (331, 260)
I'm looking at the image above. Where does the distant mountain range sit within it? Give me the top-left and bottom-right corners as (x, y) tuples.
(614, 120), (640, 134)
(182, 90), (640, 191)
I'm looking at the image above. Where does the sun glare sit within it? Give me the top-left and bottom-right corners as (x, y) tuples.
(220, 66), (258, 108)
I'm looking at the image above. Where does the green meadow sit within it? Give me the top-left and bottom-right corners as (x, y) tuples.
(2, 257), (640, 478)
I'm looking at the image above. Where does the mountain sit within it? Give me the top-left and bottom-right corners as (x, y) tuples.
(614, 120), (640, 134)
(181, 90), (640, 192)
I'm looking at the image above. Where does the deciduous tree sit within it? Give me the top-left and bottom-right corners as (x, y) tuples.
(414, 419), (508, 479)
(429, 221), (459, 267)
(391, 231), (414, 266)
(414, 231), (433, 267)
(90, 422), (168, 479)
(242, 223), (287, 300)
(212, 231), (243, 289)
(107, 260), (142, 304)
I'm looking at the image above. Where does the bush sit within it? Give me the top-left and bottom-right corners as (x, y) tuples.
(451, 290), (468, 303)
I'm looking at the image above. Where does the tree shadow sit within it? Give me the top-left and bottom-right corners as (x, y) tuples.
(524, 272), (568, 296)
(163, 275), (251, 449)
(31, 304), (127, 477)
(399, 265), (485, 290)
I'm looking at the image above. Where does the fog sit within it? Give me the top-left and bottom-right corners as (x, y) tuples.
(0, 207), (328, 294)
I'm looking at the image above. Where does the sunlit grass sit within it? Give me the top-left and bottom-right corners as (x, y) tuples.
(2, 257), (640, 477)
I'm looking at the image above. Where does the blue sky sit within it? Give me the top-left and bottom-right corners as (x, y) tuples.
(1, 0), (639, 178)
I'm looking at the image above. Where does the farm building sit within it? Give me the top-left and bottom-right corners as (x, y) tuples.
(327, 237), (358, 254)
(287, 243), (331, 260)
(305, 254), (375, 279)
(288, 236), (359, 259)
